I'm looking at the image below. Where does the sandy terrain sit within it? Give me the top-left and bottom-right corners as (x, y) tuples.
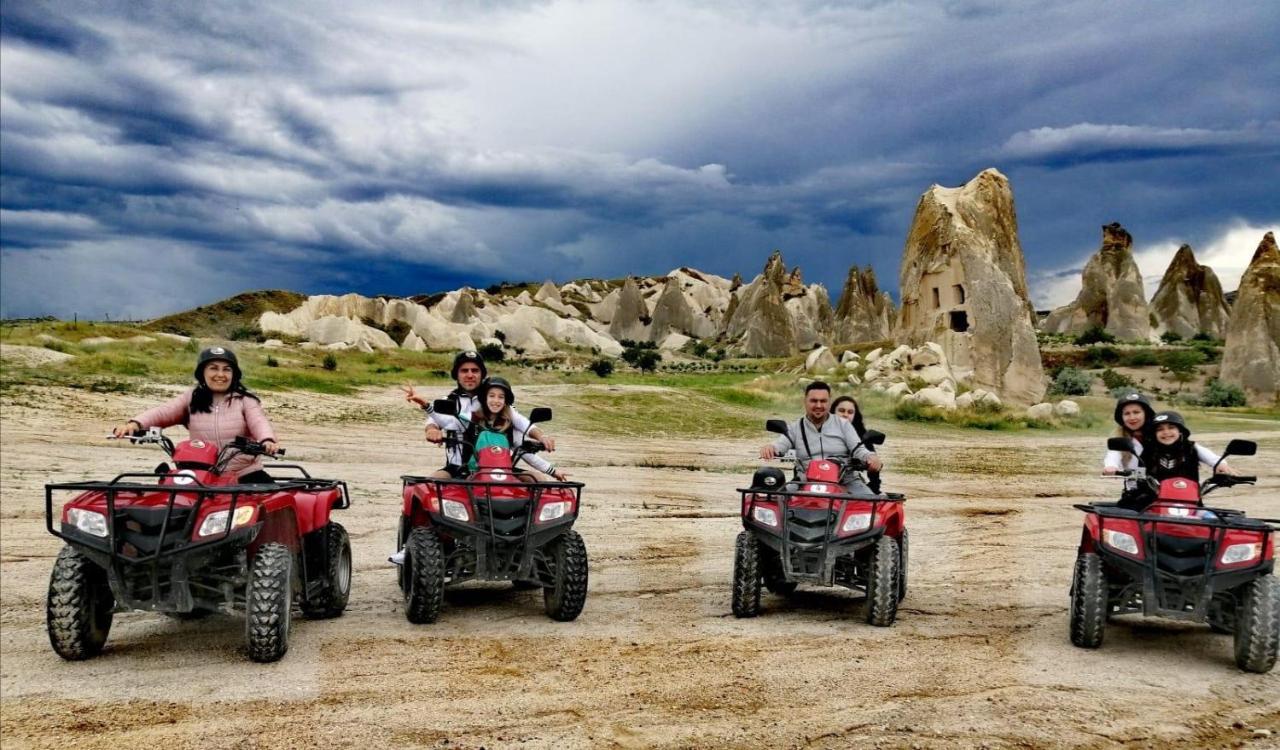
(2, 384), (1277, 749)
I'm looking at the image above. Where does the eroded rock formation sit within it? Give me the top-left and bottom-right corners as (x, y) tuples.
(833, 265), (894, 344)
(1220, 232), (1280, 404)
(1150, 244), (1230, 339)
(608, 277), (648, 342)
(720, 251), (798, 356)
(894, 168), (1046, 405)
(1042, 223), (1152, 341)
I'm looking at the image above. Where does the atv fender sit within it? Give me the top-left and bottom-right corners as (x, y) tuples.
(293, 488), (345, 534)
(1079, 516), (1100, 554)
(250, 507), (301, 554)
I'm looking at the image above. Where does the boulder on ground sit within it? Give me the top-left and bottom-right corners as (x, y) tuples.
(910, 386), (956, 410)
(1026, 403), (1055, 420)
(841, 350), (860, 364)
(805, 346), (839, 374)
(658, 332), (692, 352)
(401, 331), (426, 352)
(884, 382), (912, 400)
(262, 339), (285, 349)
(1054, 400), (1080, 417)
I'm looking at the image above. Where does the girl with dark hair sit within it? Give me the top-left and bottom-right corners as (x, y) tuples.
(456, 378), (566, 482)
(112, 346), (280, 482)
(830, 395), (881, 494)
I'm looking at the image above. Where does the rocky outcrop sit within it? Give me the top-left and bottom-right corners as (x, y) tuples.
(608, 277), (648, 342)
(833, 265), (894, 344)
(1220, 232), (1280, 404)
(1042, 223), (1152, 341)
(450, 288), (477, 324)
(895, 168), (1046, 405)
(649, 277), (701, 342)
(1150, 244), (1231, 339)
(720, 252), (798, 356)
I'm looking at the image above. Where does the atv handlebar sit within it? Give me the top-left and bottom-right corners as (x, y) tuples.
(230, 436), (285, 458)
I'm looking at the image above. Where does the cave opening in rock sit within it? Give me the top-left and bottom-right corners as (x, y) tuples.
(953, 284), (966, 304)
(949, 310), (969, 332)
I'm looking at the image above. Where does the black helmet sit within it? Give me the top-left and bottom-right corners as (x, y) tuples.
(1152, 410), (1190, 438)
(451, 350), (487, 381)
(751, 467), (786, 491)
(1113, 392), (1155, 426)
(194, 346), (241, 385)
(482, 376), (515, 406)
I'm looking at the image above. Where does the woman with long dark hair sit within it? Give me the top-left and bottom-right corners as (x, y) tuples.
(112, 346), (280, 482)
(831, 395), (881, 494)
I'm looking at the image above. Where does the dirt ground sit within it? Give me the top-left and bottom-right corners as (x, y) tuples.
(1, 384), (1277, 749)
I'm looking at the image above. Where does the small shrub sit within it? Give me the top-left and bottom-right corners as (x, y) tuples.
(185, 337), (200, 352)
(1083, 346), (1120, 368)
(1199, 379), (1246, 407)
(631, 350), (661, 372)
(1191, 331), (1217, 343)
(1100, 368), (1135, 391)
(1160, 330), (1183, 344)
(493, 329), (507, 343)
(266, 355), (279, 368)
(478, 342), (505, 362)
(691, 341), (710, 358)
(1159, 349), (1206, 385)
(322, 353), (338, 371)
(1050, 367), (1093, 396)
(229, 324), (263, 342)
(588, 359), (615, 377)
(1120, 349), (1159, 367)
(1075, 326), (1116, 345)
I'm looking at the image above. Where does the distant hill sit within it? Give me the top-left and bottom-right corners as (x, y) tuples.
(144, 290), (306, 339)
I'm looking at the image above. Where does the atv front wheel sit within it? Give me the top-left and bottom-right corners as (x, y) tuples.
(544, 530), (589, 622)
(246, 543), (293, 663)
(47, 546), (114, 660)
(1069, 552), (1107, 648)
(731, 531), (763, 618)
(865, 535), (900, 627)
(301, 523), (352, 619)
(1234, 575), (1279, 673)
(897, 530), (909, 603)
(405, 527), (445, 624)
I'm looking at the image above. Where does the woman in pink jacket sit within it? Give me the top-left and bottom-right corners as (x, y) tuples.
(112, 347), (281, 482)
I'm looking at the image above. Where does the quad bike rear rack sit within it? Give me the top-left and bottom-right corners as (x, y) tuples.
(402, 474), (584, 580)
(1076, 503), (1279, 620)
(740, 486), (905, 584)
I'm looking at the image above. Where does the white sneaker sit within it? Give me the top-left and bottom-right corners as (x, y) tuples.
(388, 549), (405, 565)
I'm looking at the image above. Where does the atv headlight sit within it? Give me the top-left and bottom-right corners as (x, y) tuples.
(841, 513), (872, 533)
(1221, 543), (1262, 565)
(1102, 529), (1139, 555)
(442, 499), (470, 522)
(68, 509), (108, 538)
(752, 506), (778, 527)
(538, 501), (570, 522)
(197, 506), (256, 538)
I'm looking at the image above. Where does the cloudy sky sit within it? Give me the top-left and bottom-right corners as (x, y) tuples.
(2, 0), (1277, 320)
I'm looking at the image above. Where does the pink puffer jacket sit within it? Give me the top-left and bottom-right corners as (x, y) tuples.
(134, 389), (277, 478)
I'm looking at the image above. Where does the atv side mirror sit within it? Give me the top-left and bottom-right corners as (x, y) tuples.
(529, 407), (553, 424)
(862, 430), (886, 447)
(1107, 437), (1137, 453)
(765, 419), (788, 435)
(1224, 439), (1256, 457)
(432, 399), (458, 416)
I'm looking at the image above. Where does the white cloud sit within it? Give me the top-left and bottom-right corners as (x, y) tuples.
(1000, 122), (1280, 162)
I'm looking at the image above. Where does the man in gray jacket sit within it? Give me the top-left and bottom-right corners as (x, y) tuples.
(760, 381), (883, 494)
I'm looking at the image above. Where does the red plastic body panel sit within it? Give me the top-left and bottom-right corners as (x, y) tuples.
(805, 461), (841, 483)
(172, 439), (219, 467)
(1156, 478), (1201, 503)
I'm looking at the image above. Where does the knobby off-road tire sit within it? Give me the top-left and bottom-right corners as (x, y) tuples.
(301, 523), (352, 619)
(865, 535), (900, 627)
(405, 527), (445, 624)
(1070, 552), (1107, 648)
(47, 545), (114, 660)
(897, 530), (909, 603)
(1234, 575), (1279, 673)
(246, 543), (292, 663)
(544, 530), (589, 622)
(732, 531), (763, 618)
(761, 546), (797, 597)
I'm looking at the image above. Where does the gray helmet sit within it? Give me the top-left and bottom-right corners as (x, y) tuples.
(1152, 410), (1190, 438)
(194, 346), (241, 385)
(451, 350), (488, 381)
(1113, 392), (1155, 426)
(482, 376), (514, 406)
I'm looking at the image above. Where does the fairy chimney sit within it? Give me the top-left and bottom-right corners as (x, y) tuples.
(833, 265), (895, 344)
(1150, 244), (1231, 339)
(1220, 232), (1280, 404)
(1042, 223), (1152, 341)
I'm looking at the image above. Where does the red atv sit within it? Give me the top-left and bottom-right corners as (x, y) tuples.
(397, 402), (587, 623)
(1071, 437), (1278, 673)
(733, 419), (907, 625)
(45, 429), (351, 663)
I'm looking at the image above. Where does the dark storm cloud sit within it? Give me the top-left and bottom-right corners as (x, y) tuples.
(2, 0), (1278, 319)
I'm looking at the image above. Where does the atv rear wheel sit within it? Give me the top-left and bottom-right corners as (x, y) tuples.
(47, 545), (114, 660)
(1234, 575), (1279, 673)
(544, 530), (589, 622)
(865, 535), (900, 626)
(302, 523), (352, 619)
(1069, 552), (1107, 648)
(405, 527), (445, 624)
(245, 543), (292, 663)
(761, 546), (797, 596)
(731, 531), (762, 618)
(897, 530), (909, 603)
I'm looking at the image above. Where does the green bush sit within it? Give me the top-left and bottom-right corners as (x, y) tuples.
(1159, 349), (1206, 384)
(1120, 349), (1159, 367)
(229, 324), (263, 342)
(322, 353), (338, 371)
(631, 350), (661, 372)
(1199, 379), (1246, 407)
(1083, 346), (1121, 367)
(1050, 367), (1093, 396)
(1075, 326), (1116, 345)
(1191, 331), (1218, 343)
(1160, 330), (1183, 344)
(477, 342), (505, 362)
(1100, 368), (1135, 391)
(266, 355), (279, 368)
(587, 358), (615, 377)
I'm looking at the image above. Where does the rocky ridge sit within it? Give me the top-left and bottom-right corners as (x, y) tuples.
(1150, 244), (1231, 340)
